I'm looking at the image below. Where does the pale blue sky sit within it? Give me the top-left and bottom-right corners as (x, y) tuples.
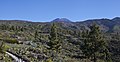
(0, 0), (120, 22)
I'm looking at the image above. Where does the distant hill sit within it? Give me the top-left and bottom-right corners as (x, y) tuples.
(1, 17), (120, 33)
(76, 17), (120, 33)
(51, 18), (72, 23)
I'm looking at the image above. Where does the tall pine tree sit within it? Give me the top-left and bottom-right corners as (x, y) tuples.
(48, 23), (61, 51)
(81, 24), (111, 62)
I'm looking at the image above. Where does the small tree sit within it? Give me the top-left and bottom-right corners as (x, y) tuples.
(81, 24), (111, 62)
(48, 23), (61, 51)
(47, 23), (62, 61)
(34, 30), (39, 40)
(0, 41), (4, 53)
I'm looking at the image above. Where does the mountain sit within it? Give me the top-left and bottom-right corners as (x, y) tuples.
(112, 17), (120, 21)
(50, 17), (120, 33)
(74, 17), (120, 33)
(51, 18), (72, 23)
(1, 17), (120, 33)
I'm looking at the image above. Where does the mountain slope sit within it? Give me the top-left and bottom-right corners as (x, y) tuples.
(1, 17), (120, 33)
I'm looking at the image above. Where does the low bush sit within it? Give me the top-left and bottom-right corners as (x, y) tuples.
(4, 38), (18, 44)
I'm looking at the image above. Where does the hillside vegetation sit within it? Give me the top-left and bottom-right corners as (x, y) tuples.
(0, 17), (120, 62)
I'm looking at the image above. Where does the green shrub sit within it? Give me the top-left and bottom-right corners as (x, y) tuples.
(46, 58), (53, 62)
(4, 38), (18, 44)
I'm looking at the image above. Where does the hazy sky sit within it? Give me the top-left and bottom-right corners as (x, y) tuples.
(0, 0), (120, 22)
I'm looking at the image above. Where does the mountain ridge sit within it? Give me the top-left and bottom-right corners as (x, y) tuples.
(0, 17), (120, 22)
(0, 17), (120, 33)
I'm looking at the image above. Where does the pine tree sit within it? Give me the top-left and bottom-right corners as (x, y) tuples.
(49, 23), (61, 51)
(81, 24), (111, 62)
(47, 23), (62, 61)
(34, 30), (39, 41)
(0, 41), (8, 53)
(0, 41), (4, 53)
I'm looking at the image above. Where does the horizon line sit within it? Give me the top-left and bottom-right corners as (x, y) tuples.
(0, 17), (119, 22)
